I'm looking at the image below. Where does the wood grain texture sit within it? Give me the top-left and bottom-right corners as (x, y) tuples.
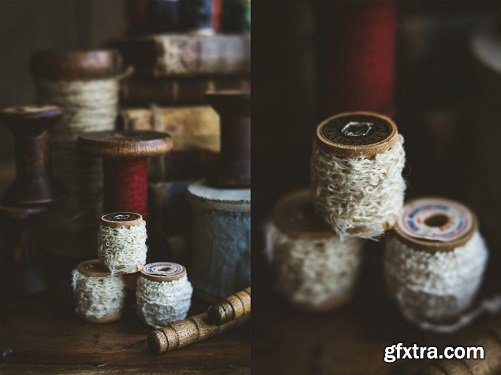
(0, 287), (250, 374)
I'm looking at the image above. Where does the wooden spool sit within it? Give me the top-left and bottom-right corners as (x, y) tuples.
(0, 105), (66, 206)
(99, 212), (146, 274)
(30, 49), (124, 81)
(140, 262), (187, 282)
(273, 189), (332, 241)
(315, 111), (398, 159)
(78, 130), (172, 218)
(207, 287), (251, 324)
(188, 182), (250, 302)
(205, 90), (250, 188)
(0, 105), (66, 294)
(75, 259), (123, 324)
(270, 189), (360, 311)
(393, 197), (478, 252)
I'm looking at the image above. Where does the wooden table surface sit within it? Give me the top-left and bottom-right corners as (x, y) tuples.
(0, 283), (250, 375)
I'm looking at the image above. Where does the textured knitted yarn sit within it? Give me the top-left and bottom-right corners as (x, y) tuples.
(384, 233), (490, 333)
(71, 268), (126, 321)
(36, 79), (119, 141)
(136, 275), (193, 328)
(311, 135), (406, 239)
(264, 221), (363, 309)
(97, 219), (148, 274)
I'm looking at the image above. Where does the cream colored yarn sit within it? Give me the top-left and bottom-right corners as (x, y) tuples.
(384, 232), (492, 333)
(136, 275), (193, 328)
(98, 220), (148, 274)
(264, 221), (363, 309)
(36, 79), (119, 141)
(310, 135), (406, 239)
(71, 269), (126, 321)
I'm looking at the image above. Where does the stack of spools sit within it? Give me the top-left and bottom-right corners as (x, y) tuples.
(266, 110), (492, 331)
(30, 50), (128, 261)
(188, 90), (250, 302)
(72, 212), (193, 326)
(265, 111), (405, 311)
(116, 0), (251, 261)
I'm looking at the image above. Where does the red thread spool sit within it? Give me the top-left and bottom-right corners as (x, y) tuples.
(78, 131), (172, 218)
(320, 1), (396, 116)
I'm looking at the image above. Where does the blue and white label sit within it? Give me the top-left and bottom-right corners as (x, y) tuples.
(398, 198), (473, 242)
(143, 262), (184, 277)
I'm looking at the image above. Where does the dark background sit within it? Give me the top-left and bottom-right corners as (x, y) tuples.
(252, 1), (501, 373)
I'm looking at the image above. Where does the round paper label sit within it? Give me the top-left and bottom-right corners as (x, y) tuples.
(143, 262), (184, 277)
(398, 198), (473, 242)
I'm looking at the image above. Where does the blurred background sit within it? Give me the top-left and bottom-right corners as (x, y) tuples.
(252, 1), (501, 374)
(0, 1), (126, 162)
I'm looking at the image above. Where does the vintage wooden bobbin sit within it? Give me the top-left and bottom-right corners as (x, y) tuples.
(78, 131), (172, 219)
(266, 189), (363, 311)
(136, 262), (193, 328)
(188, 182), (250, 302)
(207, 287), (251, 324)
(98, 212), (147, 274)
(72, 259), (126, 323)
(385, 197), (488, 329)
(0, 105), (66, 294)
(205, 90), (250, 188)
(311, 111), (406, 239)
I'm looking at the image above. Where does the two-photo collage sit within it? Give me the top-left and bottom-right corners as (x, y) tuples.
(2, 1), (501, 374)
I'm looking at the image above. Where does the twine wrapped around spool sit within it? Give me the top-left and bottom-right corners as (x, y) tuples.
(98, 212), (148, 274)
(30, 50), (130, 259)
(71, 259), (126, 323)
(188, 182), (250, 302)
(310, 111), (406, 239)
(136, 262), (193, 328)
(384, 197), (492, 333)
(264, 189), (363, 311)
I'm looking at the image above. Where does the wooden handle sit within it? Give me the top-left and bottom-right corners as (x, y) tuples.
(207, 287), (251, 325)
(148, 312), (249, 354)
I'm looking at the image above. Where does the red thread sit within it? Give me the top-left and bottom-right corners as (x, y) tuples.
(103, 158), (148, 218)
(323, 1), (396, 117)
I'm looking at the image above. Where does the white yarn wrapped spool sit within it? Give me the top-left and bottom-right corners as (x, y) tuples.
(71, 259), (126, 323)
(384, 197), (490, 333)
(136, 262), (193, 328)
(264, 189), (363, 311)
(98, 212), (148, 274)
(310, 111), (406, 239)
